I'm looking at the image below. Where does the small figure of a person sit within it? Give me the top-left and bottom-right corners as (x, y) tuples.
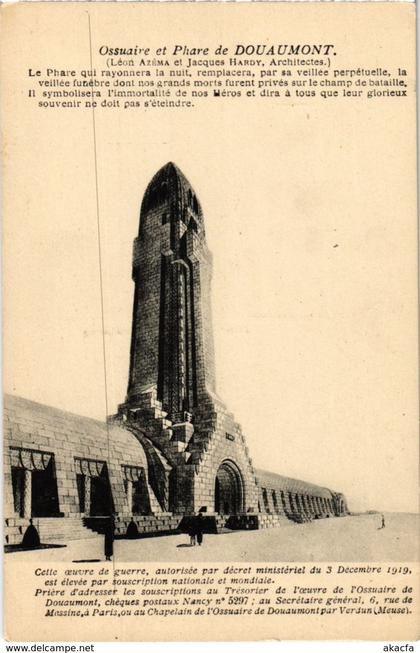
(126, 518), (138, 539)
(196, 513), (204, 546)
(188, 519), (196, 546)
(21, 518), (40, 549)
(104, 514), (115, 561)
(379, 514), (386, 529)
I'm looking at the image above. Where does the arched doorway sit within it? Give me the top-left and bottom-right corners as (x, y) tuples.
(214, 461), (244, 515)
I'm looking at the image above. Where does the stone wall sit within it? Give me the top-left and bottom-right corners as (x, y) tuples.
(256, 468), (348, 520)
(3, 394), (168, 544)
(4, 393), (348, 546)
(189, 395), (260, 514)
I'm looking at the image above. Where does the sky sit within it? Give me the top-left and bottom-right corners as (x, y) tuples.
(3, 3), (418, 514)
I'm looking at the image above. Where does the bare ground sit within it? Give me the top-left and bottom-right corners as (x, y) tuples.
(6, 512), (419, 563)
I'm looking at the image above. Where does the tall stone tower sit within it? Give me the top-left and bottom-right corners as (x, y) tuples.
(119, 163), (259, 515)
(126, 162), (215, 421)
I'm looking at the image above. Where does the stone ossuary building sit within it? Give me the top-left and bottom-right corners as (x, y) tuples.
(4, 163), (348, 547)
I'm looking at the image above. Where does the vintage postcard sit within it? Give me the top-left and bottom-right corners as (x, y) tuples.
(1, 1), (418, 642)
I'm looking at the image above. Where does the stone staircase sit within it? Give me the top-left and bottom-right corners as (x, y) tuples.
(117, 389), (253, 479)
(4, 517), (31, 546)
(256, 513), (293, 529)
(114, 514), (183, 538)
(211, 513), (291, 533)
(117, 390), (194, 466)
(4, 508), (335, 548)
(4, 516), (99, 546)
(214, 513), (262, 533)
(36, 518), (99, 543)
(215, 514), (228, 531)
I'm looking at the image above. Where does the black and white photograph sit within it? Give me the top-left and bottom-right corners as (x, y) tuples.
(2, 1), (418, 642)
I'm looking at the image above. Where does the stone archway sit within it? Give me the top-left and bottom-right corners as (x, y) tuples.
(214, 460), (244, 515)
